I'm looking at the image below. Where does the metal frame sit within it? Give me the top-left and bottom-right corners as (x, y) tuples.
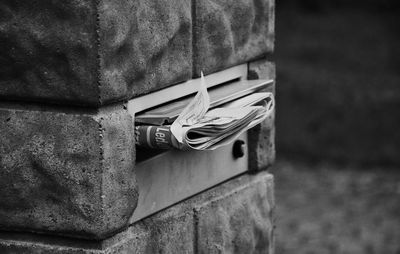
(127, 64), (248, 115)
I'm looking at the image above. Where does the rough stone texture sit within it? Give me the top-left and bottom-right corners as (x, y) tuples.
(195, 173), (275, 254)
(193, 0), (275, 76)
(0, 103), (137, 239)
(248, 113), (275, 172)
(0, 209), (194, 254)
(0, 172), (275, 254)
(98, 0), (192, 102)
(0, 0), (192, 106)
(105, 204), (194, 254)
(248, 59), (276, 171)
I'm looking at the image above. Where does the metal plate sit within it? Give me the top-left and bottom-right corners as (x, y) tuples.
(130, 132), (249, 223)
(128, 64), (248, 114)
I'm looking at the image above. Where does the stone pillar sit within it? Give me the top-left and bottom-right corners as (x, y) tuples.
(0, 172), (274, 253)
(0, 0), (275, 253)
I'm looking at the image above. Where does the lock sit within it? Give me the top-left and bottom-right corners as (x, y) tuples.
(233, 140), (246, 158)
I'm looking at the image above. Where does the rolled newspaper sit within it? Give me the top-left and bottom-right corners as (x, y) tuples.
(135, 74), (275, 150)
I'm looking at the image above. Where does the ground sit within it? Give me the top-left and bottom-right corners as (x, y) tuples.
(272, 159), (400, 254)
(273, 4), (400, 253)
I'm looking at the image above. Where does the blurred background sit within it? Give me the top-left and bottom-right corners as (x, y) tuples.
(272, 0), (400, 253)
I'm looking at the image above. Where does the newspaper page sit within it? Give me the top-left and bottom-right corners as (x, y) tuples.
(170, 72), (210, 149)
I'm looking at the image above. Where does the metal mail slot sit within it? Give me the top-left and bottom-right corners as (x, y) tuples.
(130, 132), (248, 222)
(128, 64), (274, 222)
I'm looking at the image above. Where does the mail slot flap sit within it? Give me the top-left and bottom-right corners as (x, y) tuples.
(131, 132), (249, 223)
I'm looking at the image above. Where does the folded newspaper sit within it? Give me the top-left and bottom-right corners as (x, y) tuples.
(135, 73), (275, 150)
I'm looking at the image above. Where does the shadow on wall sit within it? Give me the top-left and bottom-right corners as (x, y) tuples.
(274, 0), (400, 166)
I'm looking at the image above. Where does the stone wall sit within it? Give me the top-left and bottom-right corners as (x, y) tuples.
(0, 0), (275, 252)
(0, 104), (137, 239)
(0, 0), (274, 106)
(0, 172), (275, 254)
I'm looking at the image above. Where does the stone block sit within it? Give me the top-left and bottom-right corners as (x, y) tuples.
(193, 0), (275, 76)
(0, 172), (274, 253)
(0, 0), (192, 106)
(248, 116), (275, 172)
(195, 173), (275, 254)
(105, 205), (195, 254)
(248, 59), (276, 89)
(0, 103), (137, 239)
(248, 59), (276, 171)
